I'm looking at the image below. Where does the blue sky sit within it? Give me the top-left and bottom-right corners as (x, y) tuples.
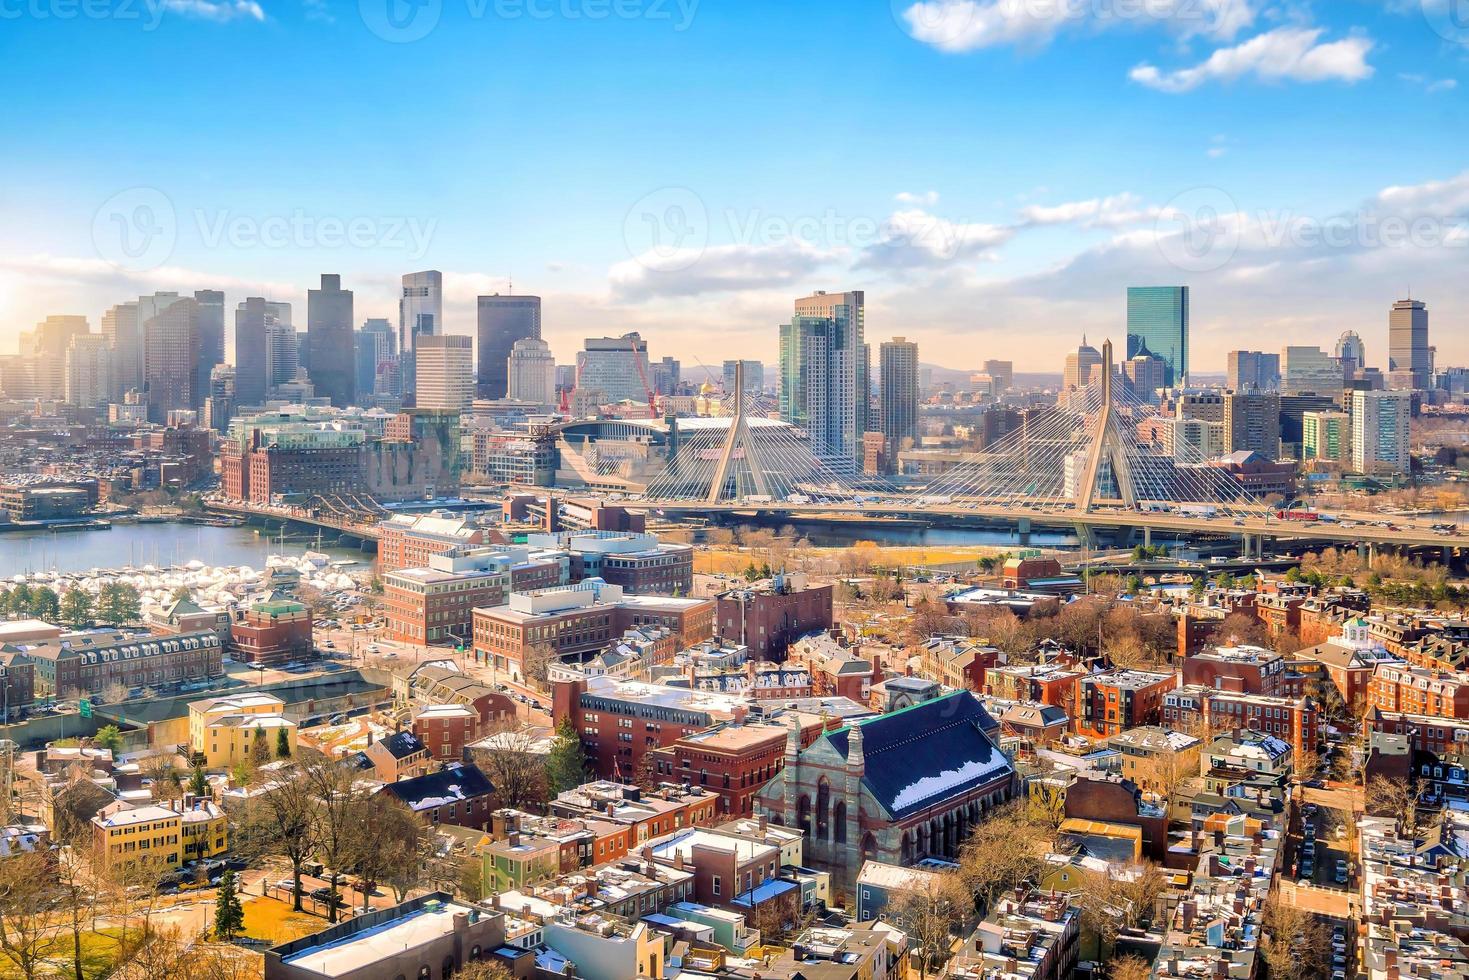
(1, 0), (1466, 372)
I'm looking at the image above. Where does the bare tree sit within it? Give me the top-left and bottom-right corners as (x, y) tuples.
(520, 641), (557, 690)
(890, 872), (968, 980)
(240, 768), (319, 911)
(1260, 896), (1328, 980)
(473, 724), (548, 811)
(348, 794), (426, 911)
(1110, 954), (1154, 980)
(452, 962), (514, 980)
(0, 851), (64, 980)
(956, 802), (1048, 914)
(1076, 862), (1169, 956)
(302, 754), (364, 921)
(1365, 774), (1415, 832)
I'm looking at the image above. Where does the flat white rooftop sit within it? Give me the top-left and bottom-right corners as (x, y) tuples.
(281, 901), (485, 977)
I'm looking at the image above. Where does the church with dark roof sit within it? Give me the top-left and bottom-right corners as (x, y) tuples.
(754, 691), (1018, 892)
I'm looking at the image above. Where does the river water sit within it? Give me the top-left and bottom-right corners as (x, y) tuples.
(0, 522), (364, 576)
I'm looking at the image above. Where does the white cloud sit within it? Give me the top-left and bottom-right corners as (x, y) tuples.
(895, 190), (941, 206)
(1130, 26), (1373, 93)
(1017, 192), (1160, 229)
(857, 209), (1015, 270)
(160, 0), (266, 21)
(608, 241), (834, 300)
(896, 0), (1255, 53)
(302, 0), (334, 23)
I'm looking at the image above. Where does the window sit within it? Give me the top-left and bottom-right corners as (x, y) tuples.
(712, 875), (721, 896)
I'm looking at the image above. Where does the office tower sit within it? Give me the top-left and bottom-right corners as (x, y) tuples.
(1123, 350), (1167, 402)
(266, 318), (299, 387)
(1062, 337), (1101, 395)
(1335, 331), (1366, 374)
(476, 293), (541, 399)
(307, 274), (355, 407)
(576, 333), (652, 404)
(1352, 389), (1412, 475)
(1388, 299), (1432, 390)
(652, 356), (681, 397)
(1224, 388), (1281, 459)
(192, 289), (225, 408)
(143, 295), (200, 422)
(722, 359), (764, 395)
(507, 337), (556, 405)
(1279, 346), (1342, 397)
(1126, 286), (1189, 387)
(414, 334), (474, 412)
(1226, 350), (1280, 391)
(64, 333), (112, 408)
(356, 318), (396, 398)
(1279, 394), (1337, 459)
(1173, 391), (1225, 422)
(101, 302), (142, 400)
(778, 290), (866, 462)
(22, 315), (89, 400)
(878, 337), (919, 474)
(1302, 410), (1351, 465)
(982, 359), (1013, 393)
(205, 364), (235, 432)
(232, 298), (270, 407)
(399, 270), (443, 401)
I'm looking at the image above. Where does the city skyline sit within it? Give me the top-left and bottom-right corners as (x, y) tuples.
(2, 1), (1466, 371)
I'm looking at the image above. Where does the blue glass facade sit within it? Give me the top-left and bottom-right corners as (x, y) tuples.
(1126, 286), (1189, 388)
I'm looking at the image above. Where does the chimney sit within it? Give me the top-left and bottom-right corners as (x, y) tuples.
(453, 912), (469, 932)
(732, 705), (749, 726)
(758, 815), (767, 834)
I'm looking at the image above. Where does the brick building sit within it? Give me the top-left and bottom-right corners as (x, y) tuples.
(1181, 645), (1292, 695)
(714, 576), (834, 661)
(1369, 663), (1469, 720)
(21, 629), (223, 697)
(412, 704), (482, 762)
(376, 511), (490, 573)
(549, 780), (720, 843)
(472, 581), (714, 684)
(229, 594), (313, 666)
(378, 763), (496, 829)
(1075, 669), (1176, 739)
(1162, 686), (1323, 756)
(384, 547), (568, 645)
(648, 722), (791, 817)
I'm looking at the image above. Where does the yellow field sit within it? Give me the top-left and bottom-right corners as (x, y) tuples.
(240, 896), (330, 945)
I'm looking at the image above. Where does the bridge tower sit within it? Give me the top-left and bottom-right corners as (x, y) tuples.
(1076, 339), (1137, 514)
(706, 360), (772, 503)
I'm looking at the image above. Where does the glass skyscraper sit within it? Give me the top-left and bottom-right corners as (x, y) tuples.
(1126, 286), (1189, 388)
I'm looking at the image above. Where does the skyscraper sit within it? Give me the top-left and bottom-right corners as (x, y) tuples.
(476, 293), (541, 399)
(722, 360), (764, 395)
(307, 274), (355, 407)
(982, 359), (1013, 393)
(1062, 337), (1101, 397)
(576, 334), (651, 404)
(193, 289), (225, 408)
(414, 334), (474, 412)
(1224, 388), (1281, 460)
(1126, 286), (1189, 388)
(1351, 389), (1412, 475)
(1335, 330), (1366, 374)
(1388, 299), (1431, 390)
(232, 298), (270, 407)
(101, 302), (142, 400)
(508, 337), (556, 405)
(65, 333), (112, 408)
(1279, 345), (1342, 397)
(878, 337), (919, 474)
(1226, 350), (1280, 391)
(356, 318), (395, 398)
(23, 315), (89, 400)
(266, 318), (299, 387)
(778, 290), (866, 463)
(400, 270), (443, 402)
(143, 295), (200, 422)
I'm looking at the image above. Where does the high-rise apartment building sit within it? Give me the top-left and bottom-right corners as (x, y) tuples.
(1351, 389), (1412, 475)
(1224, 388), (1281, 459)
(232, 298), (271, 408)
(22, 315), (90, 400)
(1302, 410), (1351, 465)
(413, 334), (474, 413)
(193, 289), (225, 408)
(101, 302), (142, 399)
(576, 333), (652, 405)
(507, 337), (556, 405)
(475, 293), (540, 400)
(1226, 350), (1280, 391)
(307, 274), (355, 407)
(1126, 286), (1189, 387)
(142, 295), (200, 422)
(878, 338), (919, 474)
(779, 290), (867, 463)
(399, 271), (443, 403)
(1388, 299), (1432, 390)
(722, 359), (764, 395)
(65, 333), (112, 408)
(1280, 345), (1342, 397)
